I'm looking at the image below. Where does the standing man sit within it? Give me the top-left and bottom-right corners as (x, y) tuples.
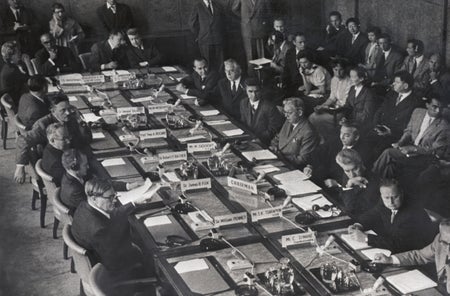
(232, 0), (272, 64)
(97, 0), (134, 34)
(189, 0), (225, 72)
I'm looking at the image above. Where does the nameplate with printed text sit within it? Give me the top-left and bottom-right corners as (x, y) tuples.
(229, 190), (259, 208)
(112, 74), (134, 83)
(139, 129), (167, 139)
(213, 212), (248, 227)
(82, 75), (105, 84)
(227, 177), (257, 194)
(251, 206), (283, 222)
(281, 231), (316, 248)
(181, 178), (211, 192)
(119, 134), (138, 142)
(147, 104), (172, 114)
(59, 77), (84, 85)
(117, 106), (145, 115)
(158, 151), (187, 163)
(187, 142), (217, 153)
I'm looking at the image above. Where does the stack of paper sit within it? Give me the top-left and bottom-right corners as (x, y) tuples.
(131, 96), (153, 103)
(253, 164), (280, 174)
(274, 170), (309, 182)
(92, 132), (105, 139)
(180, 94), (197, 100)
(174, 258), (209, 274)
(361, 248), (391, 261)
(292, 194), (330, 211)
(278, 180), (321, 196)
(101, 158), (126, 167)
(82, 113), (102, 123)
(144, 215), (172, 227)
(117, 179), (161, 204)
(200, 110), (220, 116)
(178, 135), (206, 143)
(206, 120), (231, 126)
(386, 270), (437, 294)
(223, 129), (244, 136)
(242, 149), (277, 161)
(162, 66), (177, 72)
(340, 230), (377, 250)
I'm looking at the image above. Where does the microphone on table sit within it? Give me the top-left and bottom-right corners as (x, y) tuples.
(199, 228), (228, 252)
(172, 194), (197, 215)
(304, 235), (335, 268)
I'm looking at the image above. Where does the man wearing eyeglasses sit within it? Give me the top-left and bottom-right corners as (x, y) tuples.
(373, 219), (450, 293)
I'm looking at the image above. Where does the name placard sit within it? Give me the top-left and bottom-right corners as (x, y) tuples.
(281, 230), (316, 248)
(213, 212), (248, 227)
(82, 75), (105, 84)
(181, 178), (211, 192)
(119, 134), (138, 142)
(140, 156), (159, 164)
(112, 74), (134, 83)
(187, 142), (217, 153)
(227, 177), (257, 194)
(117, 106), (145, 115)
(158, 151), (187, 163)
(139, 129), (167, 140)
(251, 206), (283, 222)
(147, 104), (171, 114)
(60, 77), (84, 85)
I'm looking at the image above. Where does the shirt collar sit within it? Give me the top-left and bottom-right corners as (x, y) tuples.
(67, 171), (85, 185)
(352, 32), (360, 39)
(107, 39), (117, 50)
(398, 90), (412, 101)
(203, 0), (211, 6)
(250, 100), (260, 109)
(415, 55), (424, 64)
(230, 76), (241, 87)
(88, 200), (110, 219)
(106, 2), (116, 9)
(31, 93), (45, 104)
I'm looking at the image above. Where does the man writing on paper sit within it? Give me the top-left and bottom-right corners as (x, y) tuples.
(373, 219), (450, 293)
(347, 178), (437, 253)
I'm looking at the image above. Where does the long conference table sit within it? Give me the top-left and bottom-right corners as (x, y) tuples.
(50, 67), (447, 296)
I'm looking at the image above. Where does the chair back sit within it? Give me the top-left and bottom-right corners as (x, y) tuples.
(54, 187), (73, 225)
(63, 224), (95, 296)
(30, 58), (39, 75)
(89, 264), (109, 296)
(35, 159), (61, 218)
(1, 93), (16, 123)
(14, 114), (27, 135)
(79, 53), (92, 71)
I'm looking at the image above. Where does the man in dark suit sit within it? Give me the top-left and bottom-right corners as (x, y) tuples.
(373, 33), (404, 88)
(335, 17), (368, 65)
(96, 0), (134, 34)
(373, 95), (449, 179)
(17, 75), (50, 130)
(176, 57), (219, 106)
(269, 31), (294, 74)
(401, 39), (429, 94)
(319, 11), (346, 56)
(89, 30), (128, 71)
(35, 33), (80, 76)
(347, 178), (437, 253)
(189, 0), (225, 72)
(232, 0), (272, 64)
(423, 54), (450, 103)
(240, 78), (284, 145)
(125, 28), (162, 68)
(215, 59), (246, 121)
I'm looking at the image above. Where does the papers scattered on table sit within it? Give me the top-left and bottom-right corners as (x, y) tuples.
(253, 164), (280, 174)
(117, 179), (161, 204)
(101, 70), (130, 76)
(144, 215), (172, 227)
(131, 96), (153, 103)
(180, 94), (197, 100)
(200, 110), (220, 116)
(175, 258), (209, 274)
(292, 194), (330, 211)
(223, 129), (244, 137)
(178, 135), (206, 143)
(206, 120), (231, 126)
(163, 172), (181, 183)
(92, 132), (105, 139)
(278, 180), (321, 196)
(360, 248), (391, 261)
(386, 269), (437, 294)
(340, 230), (377, 250)
(102, 158), (126, 167)
(82, 112), (102, 122)
(249, 58), (272, 66)
(162, 66), (177, 72)
(274, 170), (309, 183)
(242, 149), (277, 161)
(68, 96), (78, 102)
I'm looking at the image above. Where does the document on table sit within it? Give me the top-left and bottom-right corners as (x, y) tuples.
(292, 194), (330, 211)
(253, 164), (280, 174)
(68, 96), (78, 102)
(175, 258), (209, 274)
(386, 269), (437, 294)
(82, 112), (102, 122)
(200, 110), (220, 116)
(361, 248), (391, 261)
(101, 70), (130, 76)
(92, 132), (105, 139)
(249, 58), (272, 66)
(206, 120), (231, 126)
(178, 135), (206, 143)
(180, 94), (197, 100)
(163, 172), (181, 183)
(242, 149), (277, 161)
(223, 129), (244, 136)
(101, 158), (126, 167)
(162, 66), (177, 72)
(274, 170), (309, 183)
(340, 230), (377, 250)
(131, 96), (153, 103)
(144, 215), (172, 227)
(278, 180), (321, 196)
(117, 179), (152, 204)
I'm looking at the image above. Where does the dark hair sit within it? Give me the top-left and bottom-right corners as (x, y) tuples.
(407, 38), (425, 54)
(330, 58), (348, 69)
(109, 29), (124, 38)
(193, 56), (208, 67)
(85, 178), (113, 198)
(51, 2), (65, 12)
(126, 27), (139, 37)
(294, 31), (306, 39)
(341, 121), (360, 131)
(367, 26), (381, 38)
(349, 66), (368, 82)
(271, 31), (285, 44)
(346, 17), (360, 26)
(28, 75), (48, 92)
(329, 11), (342, 19)
(377, 33), (392, 42)
(379, 178), (402, 192)
(48, 94), (69, 107)
(394, 70), (414, 89)
(245, 77), (261, 88)
(297, 52), (313, 62)
(424, 93), (444, 104)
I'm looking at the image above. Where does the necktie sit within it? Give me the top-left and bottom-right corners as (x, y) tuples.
(110, 5), (116, 14)
(250, 104), (256, 120)
(414, 115), (432, 146)
(351, 35), (357, 44)
(390, 210), (397, 224)
(14, 9), (20, 21)
(411, 58), (417, 75)
(287, 124), (294, 137)
(250, 0), (255, 5)
(231, 81), (237, 95)
(395, 94), (402, 106)
(207, 0), (213, 15)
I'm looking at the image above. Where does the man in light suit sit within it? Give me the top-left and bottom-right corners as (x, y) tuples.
(335, 17), (368, 65)
(240, 78), (283, 145)
(89, 30), (128, 71)
(373, 219), (450, 293)
(96, 0), (134, 34)
(271, 97), (320, 170)
(373, 94), (449, 179)
(189, 0), (225, 71)
(401, 39), (429, 94)
(373, 34), (404, 88)
(125, 28), (162, 68)
(232, 0), (272, 64)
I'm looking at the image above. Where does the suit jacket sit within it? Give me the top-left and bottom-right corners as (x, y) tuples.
(232, 0), (272, 39)
(35, 46), (80, 76)
(71, 201), (141, 272)
(17, 93), (50, 130)
(41, 144), (64, 187)
(180, 70), (219, 106)
(271, 117), (320, 168)
(2, 6), (37, 54)
(343, 85), (377, 127)
(125, 41), (162, 68)
(96, 3), (134, 33)
(272, 41), (294, 72)
(215, 77), (247, 120)
(397, 108), (449, 158)
(240, 98), (284, 145)
(89, 40), (128, 72)
(373, 91), (423, 141)
(189, 0), (225, 45)
(401, 55), (430, 90)
(374, 48), (404, 85)
(0, 62), (29, 109)
(359, 201), (437, 253)
(323, 25), (346, 55)
(335, 31), (369, 65)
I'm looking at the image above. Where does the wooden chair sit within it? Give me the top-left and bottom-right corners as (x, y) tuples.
(79, 53), (92, 71)
(54, 187), (73, 259)
(62, 224), (95, 296)
(0, 93), (16, 149)
(30, 58), (39, 75)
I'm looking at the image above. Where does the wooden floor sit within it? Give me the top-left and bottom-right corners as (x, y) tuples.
(0, 128), (78, 296)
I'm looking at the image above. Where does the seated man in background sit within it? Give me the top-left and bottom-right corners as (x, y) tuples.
(215, 59), (246, 121)
(318, 11), (346, 56)
(347, 178), (437, 253)
(176, 57), (219, 106)
(266, 18), (293, 57)
(89, 30), (128, 71)
(125, 28), (162, 68)
(423, 53), (450, 102)
(240, 78), (284, 145)
(271, 97), (319, 171)
(35, 33), (80, 76)
(269, 31), (293, 75)
(373, 219), (450, 294)
(17, 75), (50, 130)
(401, 38), (429, 94)
(335, 17), (368, 65)
(372, 33), (404, 91)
